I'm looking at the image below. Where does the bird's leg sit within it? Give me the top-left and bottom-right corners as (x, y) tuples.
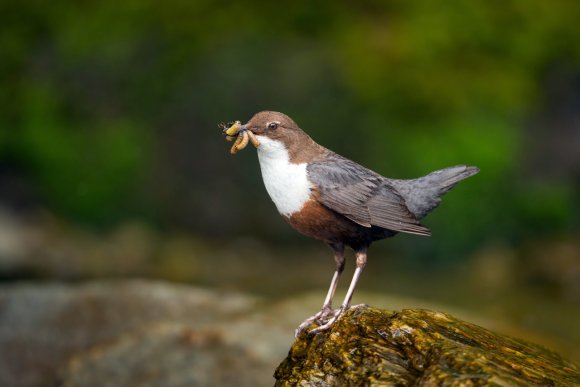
(309, 246), (368, 334)
(319, 242), (345, 317)
(295, 243), (344, 337)
(339, 247), (367, 309)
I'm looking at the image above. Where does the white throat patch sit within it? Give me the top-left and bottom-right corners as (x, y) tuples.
(255, 135), (311, 216)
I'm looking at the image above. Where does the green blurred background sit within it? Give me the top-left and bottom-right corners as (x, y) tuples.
(1, 0), (579, 358)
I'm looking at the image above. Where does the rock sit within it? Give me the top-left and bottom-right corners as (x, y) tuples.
(0, 280), (260, 387)
(62, 323), (269, 387)
(2, 281), (577, 387)
(275, 307), (580, 386)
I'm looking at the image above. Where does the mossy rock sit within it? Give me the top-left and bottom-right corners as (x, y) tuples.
(275, 307), (580, 386)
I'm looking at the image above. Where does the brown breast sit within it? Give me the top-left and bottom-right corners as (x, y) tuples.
(284, 199), (363, 244)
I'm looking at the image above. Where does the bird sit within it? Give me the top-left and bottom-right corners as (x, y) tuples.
(226, 111), (479, 336)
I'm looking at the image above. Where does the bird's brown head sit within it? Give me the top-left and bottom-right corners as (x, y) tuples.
(222, 111), (325, 161)
(242, 111), (302, 138)
(241, 111), (323, 163)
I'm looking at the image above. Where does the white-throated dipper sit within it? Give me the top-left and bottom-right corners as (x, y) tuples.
(223, 111), (479, 335)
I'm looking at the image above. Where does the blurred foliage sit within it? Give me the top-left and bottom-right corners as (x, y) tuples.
(1, 0), (579, 261)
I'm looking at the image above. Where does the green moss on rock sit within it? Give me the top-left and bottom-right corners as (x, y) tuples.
(275, 307), (580, 386)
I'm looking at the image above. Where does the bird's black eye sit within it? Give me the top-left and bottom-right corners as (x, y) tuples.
(267, 122), (279, 130)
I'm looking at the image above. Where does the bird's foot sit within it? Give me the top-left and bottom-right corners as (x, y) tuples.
(295, 304), (370, 337)
(294, 305), (338, 337)
(308, 305), (346, 334)
(307, 303), (368, 335)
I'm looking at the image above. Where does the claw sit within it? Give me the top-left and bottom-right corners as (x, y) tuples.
(294, 305), (340, 337)
(308, 306), (345, 335)
(300, 304), (368, 336)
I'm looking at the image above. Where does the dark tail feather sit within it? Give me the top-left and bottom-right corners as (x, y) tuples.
(390, 165), (479, 220)
(430, 165), (480, 194)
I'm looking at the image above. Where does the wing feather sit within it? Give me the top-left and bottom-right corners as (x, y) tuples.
(307, 154), (431, 236)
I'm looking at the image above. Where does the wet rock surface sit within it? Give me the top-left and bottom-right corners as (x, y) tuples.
(275, 307), (580, 386)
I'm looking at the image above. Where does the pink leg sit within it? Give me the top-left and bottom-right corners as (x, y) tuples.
(295, 243), (344, 337)
(309, 247), (367, 334)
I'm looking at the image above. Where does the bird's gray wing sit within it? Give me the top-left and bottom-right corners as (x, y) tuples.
(307, 155), (431, 236)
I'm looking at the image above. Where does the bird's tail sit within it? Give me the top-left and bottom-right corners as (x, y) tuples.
(390, 165), (479, 220)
